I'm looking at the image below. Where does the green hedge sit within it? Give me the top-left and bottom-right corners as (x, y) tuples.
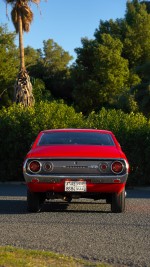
(0, 102), (150, 185)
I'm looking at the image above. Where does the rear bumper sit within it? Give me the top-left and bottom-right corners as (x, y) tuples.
(24, 172), (128, 184)
(26, 179), (126, 194)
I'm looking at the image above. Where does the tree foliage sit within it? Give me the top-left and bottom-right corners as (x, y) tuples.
(124, 0), (150, 67)
(28, 39), (73, 101)
(72, 0), (150, 115)
(0, 25), (19, 107)
(72, 34), (137, 114)
(1, 1), (150, 116)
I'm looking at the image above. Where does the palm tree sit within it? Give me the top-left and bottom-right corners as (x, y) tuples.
(5, 0), (40, 106)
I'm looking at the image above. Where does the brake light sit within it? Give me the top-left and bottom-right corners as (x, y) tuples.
(29, 160), (41, 173)
(111, 161), (123, 174)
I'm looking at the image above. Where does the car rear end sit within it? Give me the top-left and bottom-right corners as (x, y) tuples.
(23, 129), (129, 212)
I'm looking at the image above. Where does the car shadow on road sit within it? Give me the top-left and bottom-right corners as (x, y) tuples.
(0, 199), (27, 214)
(41, 201), (111, 213)
(0, 199), (111, 214)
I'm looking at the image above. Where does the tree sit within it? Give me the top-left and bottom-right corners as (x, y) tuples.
(141, 1), (150, 13)
(42, 39), (73, 74)
(24, 46), (41, 69)
(94, 18), (127, 42)
(131, 61), (150, 115)
(29, 39), (73, 101)
(72, 35), (131, 114)
(92, 0), (150, 115)
(123, 0), (150, 67)
(4, 0), (40, 106)
(122, 0), (150, 115)
(0, 24), (19, 107)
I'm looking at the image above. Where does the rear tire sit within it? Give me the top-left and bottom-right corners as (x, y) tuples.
(27, 189), (41, 212)
(111, 188), (125, 213)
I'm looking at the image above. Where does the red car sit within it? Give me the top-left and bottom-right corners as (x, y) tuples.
(23, 129), (129, 213)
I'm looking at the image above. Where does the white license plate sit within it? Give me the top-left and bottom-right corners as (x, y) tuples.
(65, 181), (87, 192)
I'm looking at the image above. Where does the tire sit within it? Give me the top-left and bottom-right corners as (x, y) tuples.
(111, 188), (125, 213)
(27, 189), (41, 212)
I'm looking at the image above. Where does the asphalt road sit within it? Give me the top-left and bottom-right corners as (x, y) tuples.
(0, 184), (150, 267)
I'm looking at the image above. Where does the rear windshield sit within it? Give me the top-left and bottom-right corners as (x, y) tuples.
(38, 132), (115, 146)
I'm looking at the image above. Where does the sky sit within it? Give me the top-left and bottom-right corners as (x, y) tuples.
(0, 0), (127, 62)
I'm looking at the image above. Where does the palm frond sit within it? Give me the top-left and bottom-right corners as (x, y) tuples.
(21, 5), (33, 21)
(11, 7), (19, 32)
(11, 3), (33, 32)
(21, 5), (33, 32)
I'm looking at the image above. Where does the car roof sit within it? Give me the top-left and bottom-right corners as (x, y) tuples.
(40, 129), (113, 134)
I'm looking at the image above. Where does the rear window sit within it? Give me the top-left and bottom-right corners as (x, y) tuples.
(38, 132), (115, 146)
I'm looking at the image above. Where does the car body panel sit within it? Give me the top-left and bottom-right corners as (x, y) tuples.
(26, 145), (124, 159)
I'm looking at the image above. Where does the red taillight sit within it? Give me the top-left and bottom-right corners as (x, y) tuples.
(29, 161), (41, 173)
(111, 161), (123, 174)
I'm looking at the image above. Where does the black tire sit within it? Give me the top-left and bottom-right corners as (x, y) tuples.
(27, 189), (41, 212)
(111, 188), (125, 213)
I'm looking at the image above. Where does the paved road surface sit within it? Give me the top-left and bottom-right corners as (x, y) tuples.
(0, 184), (150, 267)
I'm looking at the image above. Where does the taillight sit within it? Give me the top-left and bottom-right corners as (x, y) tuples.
(28, 160), (41, 173)
(111, 161), (123, 174)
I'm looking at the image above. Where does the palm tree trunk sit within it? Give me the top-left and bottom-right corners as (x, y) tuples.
(18, 11), (25, 70)
(14, 10), (35, 107)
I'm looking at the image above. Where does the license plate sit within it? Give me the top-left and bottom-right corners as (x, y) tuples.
(65, 181), (87, 192)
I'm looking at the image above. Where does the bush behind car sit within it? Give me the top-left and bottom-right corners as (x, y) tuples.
(0, 102), (149, 185)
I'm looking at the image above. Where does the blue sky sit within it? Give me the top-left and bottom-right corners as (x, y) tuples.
(1, 0), (127, 61)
